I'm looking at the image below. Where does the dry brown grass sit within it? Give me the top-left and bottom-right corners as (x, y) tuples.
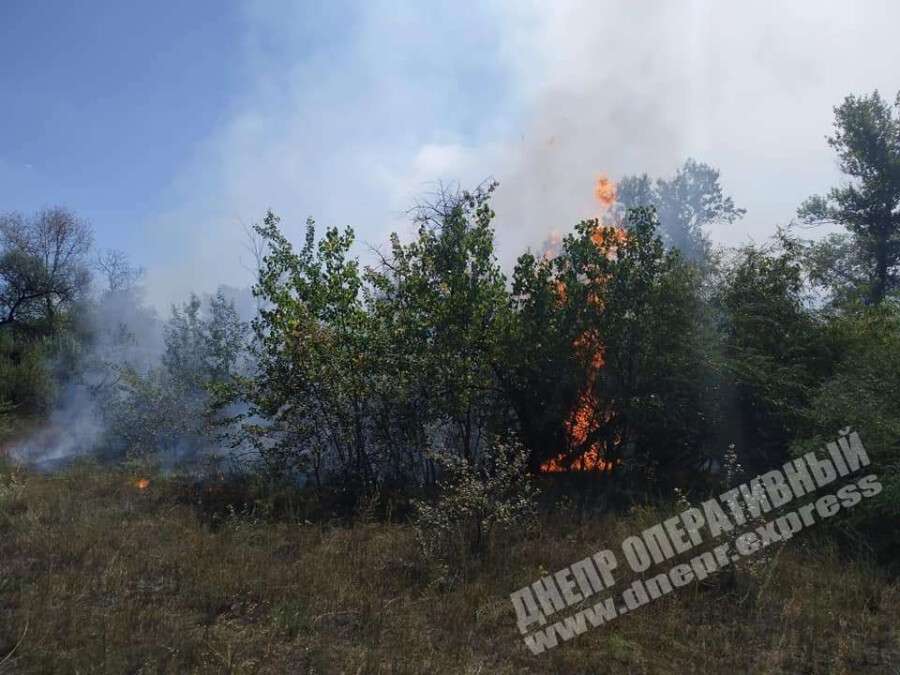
(0, 460), (897, 674)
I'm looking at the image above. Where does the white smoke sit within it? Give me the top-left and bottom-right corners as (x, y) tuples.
(9, 286), (164, 467)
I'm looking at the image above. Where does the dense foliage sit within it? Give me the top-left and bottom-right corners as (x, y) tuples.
(0, 90), (897, 561)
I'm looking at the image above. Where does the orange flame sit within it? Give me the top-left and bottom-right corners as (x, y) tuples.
(590, 224), (628, 253)
(134, 478), (150, 490)
(540, 446), (613, 472)
(594, 174), (617, 210)
(541, 229), (562, 260)
(539, 174), (624, 474)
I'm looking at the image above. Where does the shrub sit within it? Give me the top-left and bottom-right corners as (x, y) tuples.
(0, 399), (11, 439)
(413, 442), (538, 580)
(0, 333), (54, 414)
(792, 306), (900, 568)
(0, 457), (26, 529)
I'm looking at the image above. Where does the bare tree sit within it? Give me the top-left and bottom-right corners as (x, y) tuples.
(95, 248), (143, 294)
(0, 207), (93, 330)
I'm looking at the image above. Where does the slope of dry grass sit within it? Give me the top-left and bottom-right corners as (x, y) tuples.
(0, 459), (897, 674)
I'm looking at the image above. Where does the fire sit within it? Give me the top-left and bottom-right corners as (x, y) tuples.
(554, 279), (568, 304)
(594, 174), (617, 210)
(590, 224), (628, 253)
(539, 174), (625, 474)
(541, 229), (562, 260)
(545, 329), (611, 473)
(540, 446), (613, 473)
(134, 478), (150, 490)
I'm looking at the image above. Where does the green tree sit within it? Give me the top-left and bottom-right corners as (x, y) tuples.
(0, 207), (93, 332)
(509, 207), (719, 486)
(243, 212), (379, 489)
(799, 91), (900, 305)
(369, 183), (511, 466)
(104, 292), (246, 458)
(617, 159), (745, 263)
(713, 236), (832, 469)
(506, 248), (583, 471)
(797, 231), (873, 309)
(792, 305), (900, 566)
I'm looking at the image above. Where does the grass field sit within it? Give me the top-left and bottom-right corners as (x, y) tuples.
(0, 458), (897, 674)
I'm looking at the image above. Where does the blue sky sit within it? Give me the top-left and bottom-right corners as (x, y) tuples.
(3, 1), (900, 305)
(0, 2), (246, 252)
(0, 1), (511, 264)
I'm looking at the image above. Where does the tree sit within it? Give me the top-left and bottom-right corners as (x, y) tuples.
(796, 231), (872, 308)
(509, 207), (720, 486)
(506, 248), (584, 472)
(242, 212), (379, 488)
(103, 292), (247, 459)
(95, 249), (143, 294)
(799, 90), (900, 305)
(712, 236), (832, 470)
(792, 305), (900, 566)
(369, 182), (511, 466)
(236, 187), (511, 494)
(0, 207), (93, 331)
(617, 159), (745, 263)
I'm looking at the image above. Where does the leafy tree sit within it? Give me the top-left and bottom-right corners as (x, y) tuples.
(506, 248), (584, 471)
(509, 207), (719, 487)
(713, 236), (833, 469)
(104, 292), (246, 459)
(242, 212), (379, 488)
(799, 91), (900, 305)
(792, 305), (900, 566)
(578, 208), (719, 485)
(617, 159), (745, 263)
(369, 183), (511, 466)
(0, 331), (55, 413)
(797, 231), (873, 308)
(164, 292), (246, 389)
(0, 208), (93, 332)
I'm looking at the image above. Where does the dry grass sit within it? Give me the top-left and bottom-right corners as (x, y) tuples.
(0, 460), (897, 674)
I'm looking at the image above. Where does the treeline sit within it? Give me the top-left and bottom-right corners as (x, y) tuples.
(1, 91), (898, 557)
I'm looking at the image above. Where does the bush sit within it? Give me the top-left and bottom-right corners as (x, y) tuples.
(0, 457), (26, 529)
(0, 333), (54, 414)
(793, 306), (900, 567)
(413, 442), (538, 580)
(0, 399), (11, 439)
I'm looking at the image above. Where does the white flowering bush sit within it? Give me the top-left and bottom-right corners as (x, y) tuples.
(673, 444), (777, 595)
(719, 444), (778, 582)
(413, 441), (539, 578)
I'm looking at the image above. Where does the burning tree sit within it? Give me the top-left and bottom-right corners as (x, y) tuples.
(508, 179), (720, 486)
(229, 176), (721, 495)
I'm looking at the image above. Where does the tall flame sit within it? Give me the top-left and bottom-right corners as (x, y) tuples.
(540, 174), (624, 473)
(594, 174), (617, 210)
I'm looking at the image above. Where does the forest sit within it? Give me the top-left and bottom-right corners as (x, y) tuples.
(1, 91), (899, 673)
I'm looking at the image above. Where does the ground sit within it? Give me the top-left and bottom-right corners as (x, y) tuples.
(0, 459), (897, 674)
